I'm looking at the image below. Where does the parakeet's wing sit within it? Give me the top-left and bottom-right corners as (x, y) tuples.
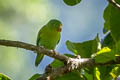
(35, 25), (46, 67)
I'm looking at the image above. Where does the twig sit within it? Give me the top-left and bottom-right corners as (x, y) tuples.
(0, 40), (69, 63)
(108, 0), (120, 10)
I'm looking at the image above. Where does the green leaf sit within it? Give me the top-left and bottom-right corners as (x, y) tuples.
(63, 0), (81, 6)
(110, 5), (120, 42)
(111, 65), (120, 79)
(51, 54), (74, 68)
(56, 71), (85, 80)
(96, 66), (113, 80)
(66, 36), (98, 58)
(103, 4), (111, 33)
(64, 54), (74, 58)
(0, 73), (11, 80)
(95, 47), (115, 63)
(115, 40), (120, 53)
(29, 73), (41, 80)
(95, 67), (100, 80)
(84, 68), (95, 80)
(103, 1), (120, 42)
(102, 32), (115, 49)
(51, 59), (64, 68)
(116, 0), (120, 3)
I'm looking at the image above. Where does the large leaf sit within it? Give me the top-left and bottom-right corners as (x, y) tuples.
(0, 73), (11, 80)
(103, 0), (120, 42)
(102, 32), (115, 49)
(64, 54), (74, 58)
(115, 40), (120, 53)
(110, 4), (120, 42)
(95, 47), (115, 63)
(63, 0), (81, 6)
(97, 66), (113, 80)
(84, 68), (95, 80)
(111, 65), (120, 79)
(51, 59), (64, 68)
(56, 71), (85, 80)
(103, 4), (111, 33)
(51, 54), (74, 68)
(66, 36), (98, 58)
(29, 73), (41, 80)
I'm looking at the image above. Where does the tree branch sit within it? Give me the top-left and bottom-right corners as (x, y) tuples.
(0, 40), (69, 63)
(0, 39), (120, 80)
(108, 0), (120, 10)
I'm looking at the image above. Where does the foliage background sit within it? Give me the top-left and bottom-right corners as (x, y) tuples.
(0, 0), (107, 80)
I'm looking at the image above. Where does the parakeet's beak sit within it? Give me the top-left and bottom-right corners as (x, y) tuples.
(57, 25), (62, 32)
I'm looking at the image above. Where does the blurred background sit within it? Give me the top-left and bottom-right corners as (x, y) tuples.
(0, 0), (107, 80)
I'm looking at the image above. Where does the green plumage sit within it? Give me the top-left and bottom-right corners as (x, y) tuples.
(35, 19), (62, 66)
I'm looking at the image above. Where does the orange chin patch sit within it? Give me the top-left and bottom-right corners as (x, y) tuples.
(57, 25), (62, 32)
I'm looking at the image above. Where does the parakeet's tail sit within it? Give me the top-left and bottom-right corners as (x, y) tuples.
(35, 54), (44, 67)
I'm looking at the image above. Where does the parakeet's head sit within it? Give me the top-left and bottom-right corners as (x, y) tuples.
(47, 19), (62, 32)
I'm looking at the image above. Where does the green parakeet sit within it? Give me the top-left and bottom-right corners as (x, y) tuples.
(35, 19), (62, 67)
